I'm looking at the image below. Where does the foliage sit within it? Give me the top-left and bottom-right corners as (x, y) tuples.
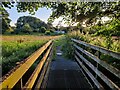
(68, 31), (120, 53)
(65, 31), (120, 69)
(45, 30), (51, 35)
(40, 27), (46, 33)
(0, 6), (11, 34)
(2, 2), (120, 35)
(61, 35), (74, 59)
(107, 18), (120, 36)
(22, 23), (32, 33)
(2, 2), (120, 26)
(87, 19), (120, 37)
(47, 2), (120, 26)
(15, 16), (49, 34)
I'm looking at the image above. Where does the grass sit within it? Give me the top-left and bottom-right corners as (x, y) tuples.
(2, 35), (60, 42)
(1, 35), (60, 76)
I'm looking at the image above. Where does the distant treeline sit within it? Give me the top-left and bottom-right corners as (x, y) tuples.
(15, 16), (53, 34)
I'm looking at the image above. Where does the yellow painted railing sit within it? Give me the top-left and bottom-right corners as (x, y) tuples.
(0, 40), (53, 89)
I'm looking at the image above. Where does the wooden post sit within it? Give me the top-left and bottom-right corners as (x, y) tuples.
(14, 78), (23, 89)
(95, 51), (101, 79)
(82, 45), (85, 62)
(20, 78), (23, 88)
(80, 45), (86, 71)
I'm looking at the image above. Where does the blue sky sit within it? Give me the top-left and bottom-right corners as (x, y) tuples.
(5, 6), (53, 26)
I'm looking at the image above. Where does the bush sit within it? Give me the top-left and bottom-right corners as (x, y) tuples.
(93, 19), (120, 37)
(40, 27), (46, 33)
(53, 36), (74, 59)
(15, 23), (32, 34)
(65, 31), (120, 69)
(61, 35), (74, 59)
(45, 31), (51, 35)
(67, 31), (120, 53)
(22, 23), (32, 33)
(50, 29), (54, 33)
(33, 29), (39, 32)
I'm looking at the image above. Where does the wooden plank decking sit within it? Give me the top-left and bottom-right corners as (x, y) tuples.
(44, 46), (92, 89)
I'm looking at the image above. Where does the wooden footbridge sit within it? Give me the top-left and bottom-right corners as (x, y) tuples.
(0, 39), (120, 90)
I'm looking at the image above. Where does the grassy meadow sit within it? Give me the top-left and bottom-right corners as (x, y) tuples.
(1, 35), (60, 76)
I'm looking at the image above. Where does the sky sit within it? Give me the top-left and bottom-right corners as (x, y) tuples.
(5, 6), (67, 27)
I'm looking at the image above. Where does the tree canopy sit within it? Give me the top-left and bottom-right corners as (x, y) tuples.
(2, 2), (120, 26)
(1, 1), (120, 36)
(15, 16), (50, 33)
(0, 6), (11, 34)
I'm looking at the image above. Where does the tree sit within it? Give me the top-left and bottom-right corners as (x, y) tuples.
(45, 30), (51, 35)
(22, 23), (32, 33)
(15, 16), (48, 33)
(0, 6), (11, 34)
(2, 2), (120, 29)
(94, 18), (120, 36)
(40, 27), (46, 33)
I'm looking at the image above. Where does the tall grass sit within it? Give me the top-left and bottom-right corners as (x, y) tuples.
(1, 41), (47, 75)
(68, 31), (120, 53)
(1, 35), (60, 76)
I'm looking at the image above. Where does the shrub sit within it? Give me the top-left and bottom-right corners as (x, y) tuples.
(45, 31), (51, 35)
(22, 23), (32, 33)
(40, 27), (46, 33)
(67, 31), (120, 53)
(61, 35), (74, 59)
(93, 19), (120, 37)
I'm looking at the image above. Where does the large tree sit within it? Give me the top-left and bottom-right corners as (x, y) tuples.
(15, 16), (48, 33)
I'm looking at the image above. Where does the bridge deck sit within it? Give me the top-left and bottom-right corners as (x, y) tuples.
(45, 46), (92, 89)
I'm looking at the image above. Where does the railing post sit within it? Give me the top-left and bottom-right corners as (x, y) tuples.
(81, 45), (85, 64)
(15, 78), (23, 89)
(95, 51), (101, 79)
(91, 49), (98, 88)
(20, 78), (23, 88)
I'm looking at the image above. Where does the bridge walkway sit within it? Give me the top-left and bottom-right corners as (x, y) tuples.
(45, 46), (92, 89)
